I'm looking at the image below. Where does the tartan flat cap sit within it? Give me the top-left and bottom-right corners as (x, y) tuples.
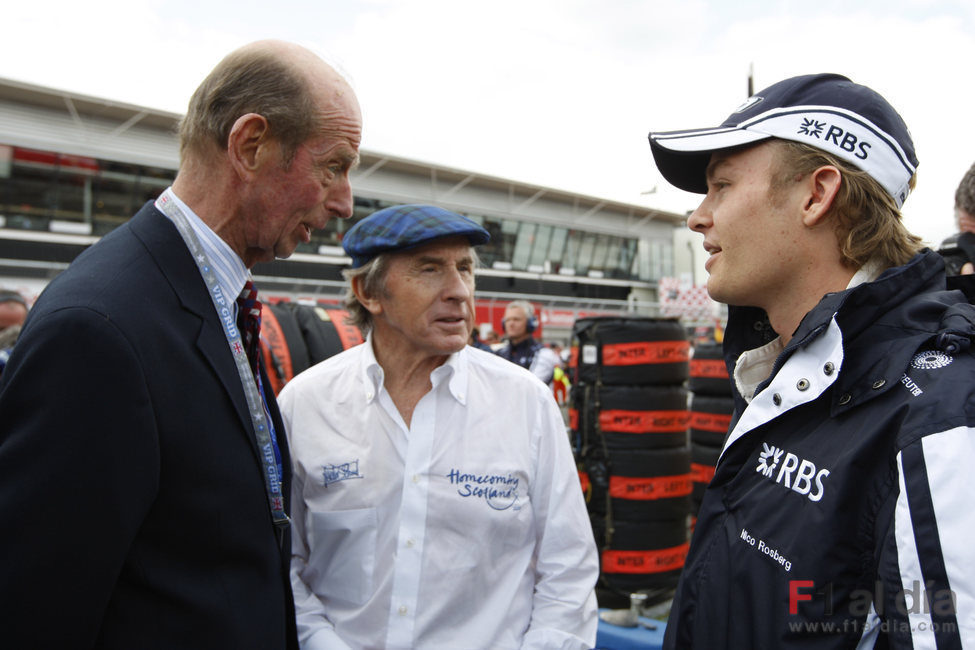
(342, 204), (491, 268)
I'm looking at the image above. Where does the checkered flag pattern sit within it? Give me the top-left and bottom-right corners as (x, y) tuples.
(658, 278), (714, 320)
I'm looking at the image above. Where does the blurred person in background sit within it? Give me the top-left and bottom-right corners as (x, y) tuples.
(937, 160), (975, 275)
(469, 325), (492, 350)
(0, 289), (28, 376)
(496, 299), (561, 385)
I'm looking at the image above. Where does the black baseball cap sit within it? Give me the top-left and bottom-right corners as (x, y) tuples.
(648, 73), (918, 207)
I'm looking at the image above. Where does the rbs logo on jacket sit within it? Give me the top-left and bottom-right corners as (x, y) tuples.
(756, 443), (830, 502)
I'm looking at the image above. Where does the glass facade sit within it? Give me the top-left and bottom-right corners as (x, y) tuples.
(464, 212), (665, 282)
(0, 144), (671, 282)
(0, 146), (172, 237)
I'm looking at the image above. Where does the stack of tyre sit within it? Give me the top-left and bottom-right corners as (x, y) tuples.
(687, 341), (734, 523)
(568, 316), (692, 607)
(259, 302), (364, 395)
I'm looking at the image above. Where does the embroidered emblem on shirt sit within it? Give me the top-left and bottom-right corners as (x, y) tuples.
(755, 444), (831, 502)
(322, 460), (362, 487)
(756, 443), (783, 477)
(446, 469), (521, 511)
(910, 350), (953, 370)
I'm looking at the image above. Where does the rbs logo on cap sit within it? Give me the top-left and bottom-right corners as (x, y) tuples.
(797, 117), (871, 161)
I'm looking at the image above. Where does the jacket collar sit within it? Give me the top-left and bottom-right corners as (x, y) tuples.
(725, 250), (973, 414)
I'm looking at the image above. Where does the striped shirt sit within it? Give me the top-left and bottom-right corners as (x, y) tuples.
(156, 187), (250, 316)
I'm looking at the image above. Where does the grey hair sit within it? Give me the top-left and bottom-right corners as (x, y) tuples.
(179, 46), (319, 165)
(505, 299), (535, 319)
(342, 253), (392, 334)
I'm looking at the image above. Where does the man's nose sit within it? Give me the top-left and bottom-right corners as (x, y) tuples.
(686, 200), (711, 233)
(325, 174), (354, 221)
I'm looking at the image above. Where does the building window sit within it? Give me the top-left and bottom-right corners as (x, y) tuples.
(0, 144), (675, 284)
(0, 146), (172, 235)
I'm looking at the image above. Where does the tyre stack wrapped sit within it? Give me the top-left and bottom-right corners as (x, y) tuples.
(259, 303), (364, 395)
(687, 342), (734, 523)
(568, 316), (692, 606)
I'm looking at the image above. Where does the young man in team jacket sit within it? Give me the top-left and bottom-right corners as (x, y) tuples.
(648, 73), (975, 648)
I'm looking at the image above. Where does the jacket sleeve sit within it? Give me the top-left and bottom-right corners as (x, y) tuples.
(884, 428), (975, 647)
(521, 385), (599, 650)
(0, 307), (160, 647)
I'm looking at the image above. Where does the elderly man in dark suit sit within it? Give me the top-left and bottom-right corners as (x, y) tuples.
(0, 40), (361, 649)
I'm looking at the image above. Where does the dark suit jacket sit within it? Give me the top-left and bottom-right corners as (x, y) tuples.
(0, 203), (298, 649)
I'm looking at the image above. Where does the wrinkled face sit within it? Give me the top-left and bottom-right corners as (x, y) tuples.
(686, 142), (802, 310)
(503, 305), (529, 341)
(370, 237), (476, 361)
(245, 86), (362, 266)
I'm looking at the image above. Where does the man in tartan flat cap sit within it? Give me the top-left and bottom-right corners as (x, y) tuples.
(279, 203), (599, 650)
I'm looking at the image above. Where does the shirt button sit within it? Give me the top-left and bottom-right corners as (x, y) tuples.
(399, 606), (408, 616)
(412, 474), (420, 483)
(406, 539), (415, 548)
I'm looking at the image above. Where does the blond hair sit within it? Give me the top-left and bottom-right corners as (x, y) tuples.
(771, 140), (922, 269)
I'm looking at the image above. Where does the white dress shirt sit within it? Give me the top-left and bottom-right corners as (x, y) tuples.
(278, 338), (598, 650)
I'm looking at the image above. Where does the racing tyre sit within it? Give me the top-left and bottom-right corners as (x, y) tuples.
(570, 316), (690, 386)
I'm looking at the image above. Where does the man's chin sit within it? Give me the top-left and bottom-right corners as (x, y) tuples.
(441, 333), (470, 354)
(705, 279), (729, 305)
(273, 242), (300, 261)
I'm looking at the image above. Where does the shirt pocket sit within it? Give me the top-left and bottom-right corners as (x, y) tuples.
(307, 507), (377, 606)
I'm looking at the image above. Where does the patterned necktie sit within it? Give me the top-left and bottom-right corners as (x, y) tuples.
(236, 280), (263, 377)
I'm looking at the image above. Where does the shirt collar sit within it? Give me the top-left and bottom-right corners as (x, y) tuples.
(441, 347), (467, 406)
(361, 332), (384, 403)
(359, 333), (468, 406)
(157, 187), (250, 300)
(733, 258), (887, 402)
(846, 258), (886, 288)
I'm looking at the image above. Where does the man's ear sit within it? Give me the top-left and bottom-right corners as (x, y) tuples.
(351, 275), (382, 316)
(226, 113), (273, 179)
(802, 165), (842, 227)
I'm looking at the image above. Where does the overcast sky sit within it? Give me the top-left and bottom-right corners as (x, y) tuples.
(3, 0), (973, 247)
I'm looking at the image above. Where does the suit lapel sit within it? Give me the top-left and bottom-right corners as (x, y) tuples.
(127, 202), (261, 449)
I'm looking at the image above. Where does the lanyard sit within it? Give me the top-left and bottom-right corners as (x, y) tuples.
(156, 192), (289, 533)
